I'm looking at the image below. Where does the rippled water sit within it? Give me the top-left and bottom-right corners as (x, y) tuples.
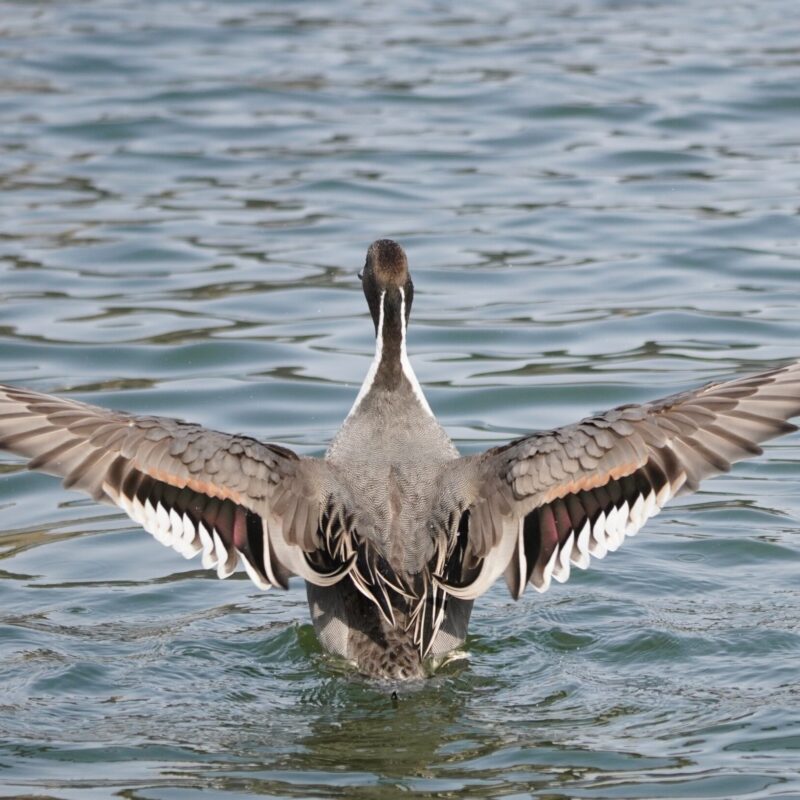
(2, 1), (800, 797)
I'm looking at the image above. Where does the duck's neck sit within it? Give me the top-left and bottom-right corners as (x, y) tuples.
(347, 288), (433, 419)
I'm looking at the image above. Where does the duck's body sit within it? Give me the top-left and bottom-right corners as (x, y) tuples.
(1, 239), (799, 680)
(313, 243), (468, 677)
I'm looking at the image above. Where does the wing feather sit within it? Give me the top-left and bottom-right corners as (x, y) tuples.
(0, 384), (356, 592)
(439, 360), (800, 600)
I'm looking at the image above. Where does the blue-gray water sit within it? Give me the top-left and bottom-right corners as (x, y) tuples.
(2, 2), (800, 797)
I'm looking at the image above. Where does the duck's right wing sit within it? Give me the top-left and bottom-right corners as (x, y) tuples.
(436, 360), (800, 601)
(0, 384), (356, 590)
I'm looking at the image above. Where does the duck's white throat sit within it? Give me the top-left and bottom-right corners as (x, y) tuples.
(347, 288), (434, 419)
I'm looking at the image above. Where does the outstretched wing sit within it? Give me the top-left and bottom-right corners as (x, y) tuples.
(437, 360), (800, 600)
(0, 384), (355, 590)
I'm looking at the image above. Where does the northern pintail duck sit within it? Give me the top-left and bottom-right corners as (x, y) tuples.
(1, 239), (799, 680)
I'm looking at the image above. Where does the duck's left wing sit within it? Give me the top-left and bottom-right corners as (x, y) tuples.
(436, 360), (800, 601)
(0, 384), (354, 590)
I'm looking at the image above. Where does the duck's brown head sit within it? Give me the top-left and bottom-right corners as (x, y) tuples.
(360, 239), (414, 334)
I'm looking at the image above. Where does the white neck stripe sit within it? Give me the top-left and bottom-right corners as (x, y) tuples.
(346, 290), (385, 420)
(345, 288), (434, 420)
(399, 287), (434, 417)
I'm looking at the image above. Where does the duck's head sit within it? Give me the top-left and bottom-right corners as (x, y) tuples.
(360, 239), (414, 335)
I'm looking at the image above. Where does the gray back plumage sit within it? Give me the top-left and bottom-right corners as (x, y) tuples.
(327, 376), (458, 575)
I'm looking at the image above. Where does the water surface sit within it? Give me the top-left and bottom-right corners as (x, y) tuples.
(2, 1), (800, 798)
